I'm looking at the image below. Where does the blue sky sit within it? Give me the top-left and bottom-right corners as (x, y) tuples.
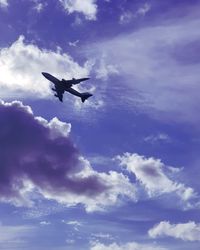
(0, 0), (200, 249)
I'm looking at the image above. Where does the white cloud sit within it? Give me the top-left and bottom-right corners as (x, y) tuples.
(119, 11), (133, 25)
(43, 170), (134, 213)
(90, 241), (166, 250)
(36, 116), (71, 139)
(149, 221), (200, 241)
(34, 2), (44, 12)
(66, 220), (82, 226)
(59, 0), (97, 20)
(0, 0), (8, 8)
(136, 3), (151, 17)
(41, 157), (137, 212)
(86, 18), (200, 123)
(119, 3), (151, 24)
(62, 220), (82, 231)
(91, 233), (114, 240)
(117, 153), (196, 203)
(0, 35), (90, 99)
(1, 100), (71, 140)
(144, 133), (170, 144)
(40, 221), (51, 225)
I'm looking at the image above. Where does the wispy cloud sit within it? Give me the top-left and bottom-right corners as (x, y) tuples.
(119, 11), (133, 25)
(40, 221), (51, 225)
(68, 40), (79, 47)
(86, 16), (200, 124)
(144, 133), (171, 144)
(119, 3), (151, 24)
(136, 3), (151, 17)
(0, 223), (35, 249)
(33, 2), (45, 13)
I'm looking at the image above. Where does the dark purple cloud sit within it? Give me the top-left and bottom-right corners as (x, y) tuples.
(0, 101), (106, 205)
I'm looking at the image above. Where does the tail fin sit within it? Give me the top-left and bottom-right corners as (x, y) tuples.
(81, 92), (93, 103)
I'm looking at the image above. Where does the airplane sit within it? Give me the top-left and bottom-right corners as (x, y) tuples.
(42, 72), (93, 103)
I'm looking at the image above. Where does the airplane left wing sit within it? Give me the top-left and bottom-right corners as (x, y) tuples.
(72, 77), (90, 85)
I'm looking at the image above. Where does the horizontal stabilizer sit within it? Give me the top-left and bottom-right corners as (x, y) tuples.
(81, 93), (92, 103)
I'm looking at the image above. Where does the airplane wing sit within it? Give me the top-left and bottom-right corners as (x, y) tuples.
(72, 77), (90, 85)
(61, 77), (90, 86)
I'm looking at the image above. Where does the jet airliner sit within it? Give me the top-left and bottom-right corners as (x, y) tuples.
(42, 72), (92, 102)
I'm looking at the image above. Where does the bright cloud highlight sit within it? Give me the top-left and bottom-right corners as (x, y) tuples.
(0, 36), (90, 98)
(149, 221), (200, 241)
(59, 0), (97, 20)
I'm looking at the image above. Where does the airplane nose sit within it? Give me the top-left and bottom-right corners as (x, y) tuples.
(42, 72), (50, 79)
(42, 72), (47, 77)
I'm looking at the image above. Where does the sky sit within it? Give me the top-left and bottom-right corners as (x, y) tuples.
(0, 0), (200, 249)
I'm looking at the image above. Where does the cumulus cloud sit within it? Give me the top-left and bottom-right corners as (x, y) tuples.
(59, 0), (97, 20)
(0, 0), (8, 8)
(117, 153), (196, 204)
(149, 221), (200, 241)
(0, 100), (105, 206)
(0, 100), (135, 211)
(90, 241), (166, 250)
(65, 158), (137, 212)
(0, 35), (90, 99)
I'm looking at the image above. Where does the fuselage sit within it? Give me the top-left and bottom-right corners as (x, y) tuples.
(42, 72), (72, 91)
(42, 72), (89, 91)
(42, 72), (60, 84)
(42, 71), (92, 102)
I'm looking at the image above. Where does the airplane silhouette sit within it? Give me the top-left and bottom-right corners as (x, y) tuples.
(42, 72), (92, 102)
